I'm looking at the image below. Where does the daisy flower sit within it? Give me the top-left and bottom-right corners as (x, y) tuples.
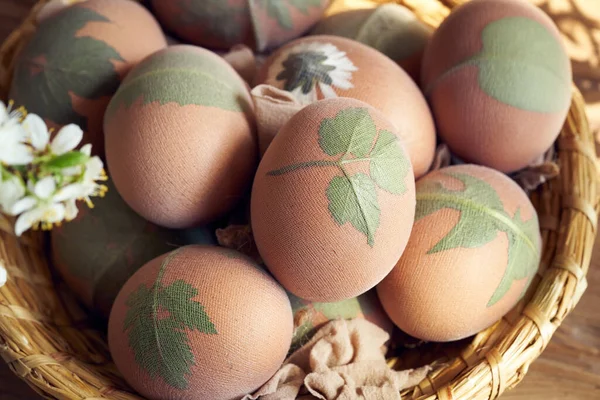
(271, 41), (358, 104)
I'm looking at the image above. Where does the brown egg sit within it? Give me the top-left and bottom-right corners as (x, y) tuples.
(421, 0), (572, 173)
(104, 45), (257, 229)
(377, 164), (541, 342)
(311, 4), (432, 81)
(256, 35), (435, 177)
(108, 245), (293, 400)
(51, 179), (216, 318)
(10, 0), (167, 156)
(251, 98), (416, 302)
(150, 0), (329, 51)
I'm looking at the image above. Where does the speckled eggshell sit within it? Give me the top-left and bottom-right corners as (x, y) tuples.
(51, 180), (215, 318)
(256, 35), (435, 177)
(311, 4), (432, 81)
(150, 0), (329, 51)
(421, 0), (572, 173)
(377, 164), (542, 342)
(289, 289), (394, 352)
(108, 245), (292, 400)
(251, 98), (416, 302)
(104, 45), (257, 229)
(10, 0), (167, 156)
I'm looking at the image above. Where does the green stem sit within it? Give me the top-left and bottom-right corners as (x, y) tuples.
(267, 160), (338, 176)
(267, 157), (370, 176)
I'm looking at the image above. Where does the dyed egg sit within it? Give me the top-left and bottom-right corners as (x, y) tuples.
(252, 98), (416, 302)
(256, 35), (435, 177)
(51, 180), (215, 317)
(377, 164), (542, 342)
(150, 0), (329, 51)
(421, 0), (572, 173)
(105, 45), (257, 229)
(311, 4), (432, 80)
(108, 246), (293, 400)
(10, 0), (167, 156)
(289, 289), (394, 352)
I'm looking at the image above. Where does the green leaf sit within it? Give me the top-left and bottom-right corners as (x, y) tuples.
(44, 151), (89, 169)
(12, 7), (124, 129)
(159, 280), (218, 334)
(369, 130), (411, 194)
(487, 209), (540, 306)
(123, 251), (218, 389)
(268, 107), (412, 246)
(431, 16), (570, 113)
(327, 173), (379, 247)
(176, 0), (246, 44)
(416, 171), (540, 306)
(257, 0), (294, 30)
(318, 107), (377, 157)
(108, 49), (251, 116)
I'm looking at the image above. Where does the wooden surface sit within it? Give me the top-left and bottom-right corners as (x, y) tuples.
(0, 0), (599, 399)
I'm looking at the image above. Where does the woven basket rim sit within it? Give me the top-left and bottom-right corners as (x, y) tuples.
(1, 1), (599, 399)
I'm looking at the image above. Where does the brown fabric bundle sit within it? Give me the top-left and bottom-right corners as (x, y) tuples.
(244, 319), (430, 400)
(251, 84), (305, 156)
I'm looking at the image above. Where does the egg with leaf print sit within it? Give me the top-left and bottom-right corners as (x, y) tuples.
(108, 245), (293, 400)
(252, 97), (416, 302)
(150, 0), (330, 51)
(104, 45), (257, 229)
(256, 35), (436, 177)
(9, 0), (167, 156)
(377, 164), (542, 342)
(421, 0), (572, 173)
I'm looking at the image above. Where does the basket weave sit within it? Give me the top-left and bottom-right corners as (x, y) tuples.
(1, 0), (598, 399)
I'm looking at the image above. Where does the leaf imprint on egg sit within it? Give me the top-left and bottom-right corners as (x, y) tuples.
(123, 248), (218, 389)
(415, 172), (541, 307)
(12, 6), (124, 130)
(255, 0), (325, 30)
(424, 17), (570, 113)
(267, 107), (411, 247)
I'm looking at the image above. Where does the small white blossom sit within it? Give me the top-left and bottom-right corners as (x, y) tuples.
(0, 102), (32, 166)
(0, 175), (25, 214)
(0, 263), (6, 288)
(22, 114), (83, 155)
(0, 100), (106, 236)
(270, 41), (358, 104)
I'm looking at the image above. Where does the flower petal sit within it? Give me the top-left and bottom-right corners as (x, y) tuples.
(34, 177), (56, 199)
(80, 144), (92, 156)
(45, 203), (65, 223)
(85, 156), (104, 180)
(0, 264), (6, 287)
(51, 124), (83, 155)
(0, 178), (25, 213)
(54, 183), (86, 202)
(10, 196), (37, 215)
(62, 166), (82, 177)
(22, 114), (50, 150)
(0, 144), (33, 166)
(15, 208), (43, 236)
(0, 101), (7, 124)
(65, 199), (79, 221)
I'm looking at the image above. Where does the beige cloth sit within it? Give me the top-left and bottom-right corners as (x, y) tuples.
(244, 319), (430, 400)
(251, 85), (305, 156)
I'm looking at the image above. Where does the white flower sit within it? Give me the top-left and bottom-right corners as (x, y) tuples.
(12, 176), (77, 236)
(22, 113), (83, 155)
(270, 42), (358, 104)
(0, 101), (32, 166)
(57, 155), (107, 207)
(0, 175), (25, 214)
(0, 263), (6, 288)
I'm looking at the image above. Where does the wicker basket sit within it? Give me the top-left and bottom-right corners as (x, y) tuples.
(1, 0), (598, 399)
